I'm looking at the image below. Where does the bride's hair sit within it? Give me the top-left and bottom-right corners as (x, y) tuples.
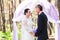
(24, 8), (30, 15)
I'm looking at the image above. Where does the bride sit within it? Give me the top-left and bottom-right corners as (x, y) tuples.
(20, 8), (34, 40)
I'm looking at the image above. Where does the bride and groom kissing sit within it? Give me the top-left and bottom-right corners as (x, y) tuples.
(20, 4), (48, 40)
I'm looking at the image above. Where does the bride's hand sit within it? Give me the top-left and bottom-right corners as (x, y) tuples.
(29, 32), (35, 36)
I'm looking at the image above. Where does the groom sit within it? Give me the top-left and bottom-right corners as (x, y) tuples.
(35, 4), (48, 40)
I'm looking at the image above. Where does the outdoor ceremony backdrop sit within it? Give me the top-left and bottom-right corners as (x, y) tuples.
(0, 0), (60, 40)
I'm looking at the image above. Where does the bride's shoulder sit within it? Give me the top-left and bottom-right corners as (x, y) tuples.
(21, 15), (26, 21)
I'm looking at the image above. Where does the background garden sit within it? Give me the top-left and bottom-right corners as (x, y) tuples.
(0, 0), (60, 40)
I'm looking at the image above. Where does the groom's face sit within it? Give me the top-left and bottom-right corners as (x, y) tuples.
(35, 6), (40, 15)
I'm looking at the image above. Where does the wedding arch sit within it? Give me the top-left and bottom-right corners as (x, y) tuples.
(12, 0), (60, 40)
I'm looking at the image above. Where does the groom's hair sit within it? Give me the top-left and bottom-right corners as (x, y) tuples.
(24, 8), (30, 15)
(36, 4), (43, 11)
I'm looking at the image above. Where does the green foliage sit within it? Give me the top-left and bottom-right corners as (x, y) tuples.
(0, 23), (21, 40)
(0, 31), (12, 40)
(18, 30), (21, 40)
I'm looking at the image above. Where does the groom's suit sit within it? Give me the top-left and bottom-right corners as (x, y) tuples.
(35, 12), (48, 40)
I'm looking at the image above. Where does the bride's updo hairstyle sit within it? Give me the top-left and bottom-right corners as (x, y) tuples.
(24, 8), (30, 15)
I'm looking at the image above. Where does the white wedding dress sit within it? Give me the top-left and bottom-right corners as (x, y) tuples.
(20, 15), (34, 40)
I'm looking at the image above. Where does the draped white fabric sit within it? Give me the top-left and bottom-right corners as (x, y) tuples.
(12, 0), (59, 40)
